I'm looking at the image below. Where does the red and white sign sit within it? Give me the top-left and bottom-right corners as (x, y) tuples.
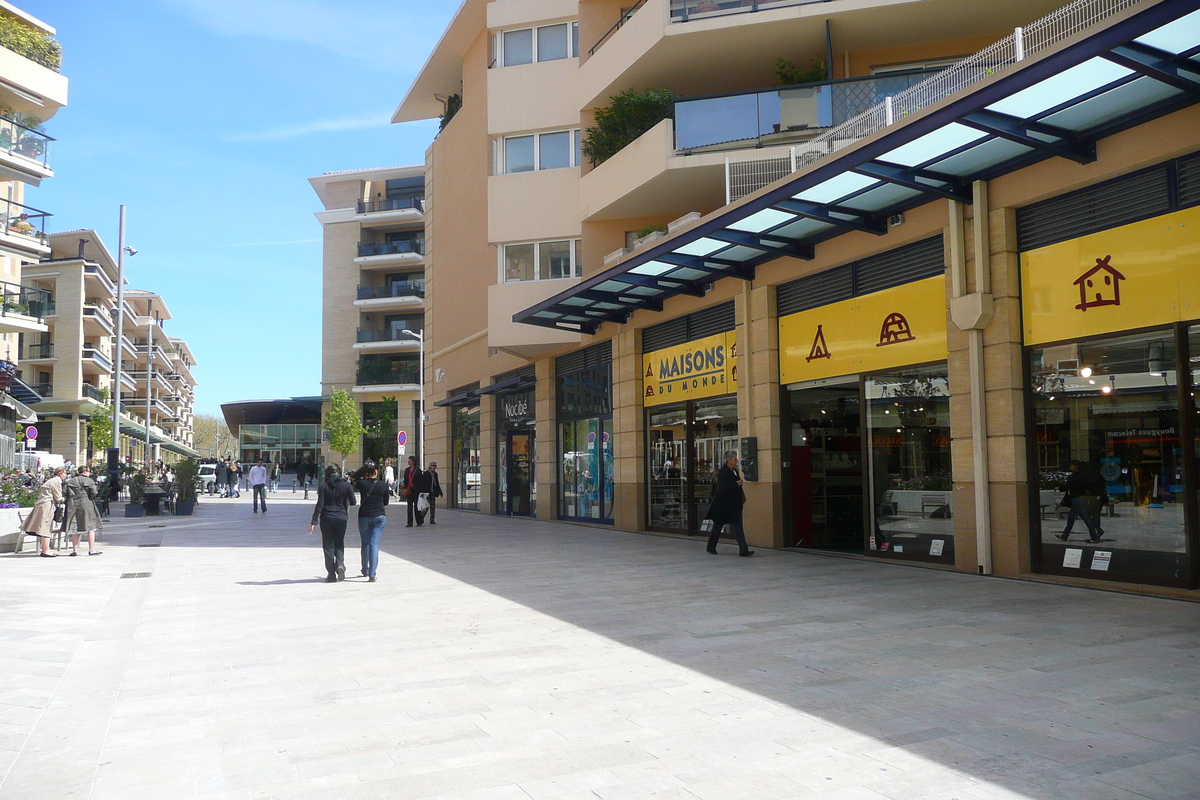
(25, 426), (37, 440)
(397, 431), (408, 446)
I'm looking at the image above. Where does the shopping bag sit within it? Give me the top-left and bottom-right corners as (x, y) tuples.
(417, 493), (430, 512)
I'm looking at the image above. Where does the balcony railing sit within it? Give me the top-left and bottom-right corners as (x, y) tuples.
(30, 382), (51, 398)
(356, 196), (424, 214)
(83, 384), (105, 403)
(0, 117), (53, 170)
(670, 0), (828, 23)
(83, 263), (115, 291)
(82, 346), (112, 370)
(589, 0), (648, 55)
(674, 70), (940, 152)
(355, 367), (420, 387)
(23, 342), (52, 359)
(356, 279), (426, 300)
(356, 325), (423, 344)
(82, 304), (114, 330)
(357, 239), (425, 258)
(1, 281), (52, 319)
(0, 198), (50, 246)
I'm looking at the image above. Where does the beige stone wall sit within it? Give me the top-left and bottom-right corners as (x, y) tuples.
(612, 328), (642, 531)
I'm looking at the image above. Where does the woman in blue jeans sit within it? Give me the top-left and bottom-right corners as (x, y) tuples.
(353, 461), (390, 582)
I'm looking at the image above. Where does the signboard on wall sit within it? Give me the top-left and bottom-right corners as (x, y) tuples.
(779, 276), (947, 385)
(643, 331), (737, 406)
(1021, 206), (1200, 346)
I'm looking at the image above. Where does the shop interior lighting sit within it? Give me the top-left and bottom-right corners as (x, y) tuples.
(1101, 385), (1113, 394)
(1080, 366), (1093, 378)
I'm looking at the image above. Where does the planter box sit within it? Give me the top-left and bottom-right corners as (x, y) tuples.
(0, 507), (26, 553)
(125, 503), (144, 518)
(175, 500), (195, 516)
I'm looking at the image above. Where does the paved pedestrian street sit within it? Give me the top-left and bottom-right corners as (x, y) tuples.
(1, 496), (1198, 800)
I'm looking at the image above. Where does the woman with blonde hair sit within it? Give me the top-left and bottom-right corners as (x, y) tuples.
(21, 467), (66, 557)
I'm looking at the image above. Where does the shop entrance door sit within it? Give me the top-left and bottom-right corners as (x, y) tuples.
(505, 430), (533, 516)
(788, 381), (864, 549)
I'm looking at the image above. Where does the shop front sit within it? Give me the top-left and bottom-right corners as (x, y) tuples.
(643, 309), (738, 535)
(496, 387), (536, 517)
(1021, 193), (1200, 588)
(556, 342), (613, 523)
(446, 390), (481, 512)
(779, 238), (954, 563)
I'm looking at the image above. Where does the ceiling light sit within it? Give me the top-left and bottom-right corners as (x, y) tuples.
(1080, 367), (1093, 378)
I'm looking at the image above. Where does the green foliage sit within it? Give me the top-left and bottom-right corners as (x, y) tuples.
(173, 459), (199, 503)
(581, 88), (677, 166)
(325, 389), (366, 465)
(88, 388), (113, 454)
(632, 224), (667, 241)
(0, 469), (37, 507)
(364, 396), (398, 439)
(775, 57), (827, 86)
(0, 14), (61, 71)
(128, 472), (147, 505)
(439, 93), (462, 132)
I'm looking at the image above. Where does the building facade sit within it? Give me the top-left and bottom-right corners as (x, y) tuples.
(310, 166), (426, 471)
(385, 0), (1200, 596)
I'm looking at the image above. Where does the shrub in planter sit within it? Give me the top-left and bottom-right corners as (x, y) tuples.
(125, 472), (146, 517)
(173, 459), (198, 516)
(581, 88), (677, 166)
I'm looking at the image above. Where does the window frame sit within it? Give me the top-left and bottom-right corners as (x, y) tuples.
(498, 21), (580, 67)
(501, 129), (582, 174)
(501, 239), (582, 283)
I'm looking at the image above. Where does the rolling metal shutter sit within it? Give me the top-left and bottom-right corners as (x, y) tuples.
(642, 302), (736, 353)
(1017, 165), (1171, 251)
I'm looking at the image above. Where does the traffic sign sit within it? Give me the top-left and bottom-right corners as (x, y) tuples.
(25, 426), (37, 440)
(397, 431), (408, 446)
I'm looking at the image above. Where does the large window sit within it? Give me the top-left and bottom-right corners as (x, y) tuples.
(501, 22), (579, 66)
(647, 397), (739, 534)
(453, 405), (481, 512)
(503, 240), (581, 282)
(557, 363), (613, 522)
(503, 130), (582, 173)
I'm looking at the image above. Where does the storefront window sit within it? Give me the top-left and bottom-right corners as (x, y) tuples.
(453, 405), (481, 511)
(865, 363), (953, 560)
(645, 396), (738, 533)
(1030, 329), (1188, 585)
(648, 404), (686, 530)
(557, 364), (612, 522)
(788, 383), (862, 549)
(690, 397), (739, 528)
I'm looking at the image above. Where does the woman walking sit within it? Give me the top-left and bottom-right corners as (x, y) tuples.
(21, 466), (66, 557)
(353, 461), (390, 582)
(400, 455), (425, 528)
(64, 465), (103, 556)
(309, 465), (356, 582)
(704, 450), (754, 557)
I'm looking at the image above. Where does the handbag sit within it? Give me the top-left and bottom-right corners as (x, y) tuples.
(417, 493), (430, 512)
(53, 504), (64, 524)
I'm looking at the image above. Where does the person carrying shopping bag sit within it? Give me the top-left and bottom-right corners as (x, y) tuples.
(703, 451), (754, 557)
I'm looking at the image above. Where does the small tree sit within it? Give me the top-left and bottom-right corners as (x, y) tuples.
(324, 388), (366, 468)
(88, 388), (113, 457)
(581, 88), (677, 166)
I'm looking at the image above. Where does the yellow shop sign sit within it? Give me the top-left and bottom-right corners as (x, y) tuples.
(643, 331), (737, 406)
(1022, 206), (1200, 346)
(779, 276), (947, 385)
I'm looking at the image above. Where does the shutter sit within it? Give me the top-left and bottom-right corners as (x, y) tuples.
(688, 302), (735, 339)
(1017, 165), (1170, 251)
(642, 317), (688, 353)
(1178, 151), (1200, 210)
(854, 237), (944, 296)
(558, 340), (612, 374)
(777, 265), (853, 317)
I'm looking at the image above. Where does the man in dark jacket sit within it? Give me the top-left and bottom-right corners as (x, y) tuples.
(309, 465), (356, 582)
(426, 462), (443, 525)
(216, 460), (228, 497)
(704, 450), (754, 557)
(1058, 459), (1107, 543)
(401, 456), (426, 527)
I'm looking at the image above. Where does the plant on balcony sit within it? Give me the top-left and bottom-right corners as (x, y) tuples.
(581, 87), (678, 166)
(775, 57), (827, 86)
(439, 93), (462, 132)
(324, 388), (366, 468)
(0, 16), (61, 71)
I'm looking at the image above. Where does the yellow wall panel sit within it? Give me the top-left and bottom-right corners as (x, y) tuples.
(643, 331), (737, 406)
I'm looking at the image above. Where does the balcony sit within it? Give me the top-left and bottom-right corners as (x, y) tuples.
(30, 382), (51, 399)
(81, 304), (114, 336)
(354, 325), (423, 352)
(0, 117), (53, 185)
(0, 281), (51, 335)
(355, 368), (420, 389)
(83, 263), (116, 296)
(356, 195), (424, 214)
(354, 238), (426, 268)
(0, 197), (51, 258)
(354, 279), (426, 311)
(22, 342), (52, 360)
(669, 0), (826, 23)
(82, 383), (105, 403)
(81, 345), (112, 373)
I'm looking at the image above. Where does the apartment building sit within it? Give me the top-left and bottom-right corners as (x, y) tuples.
(310, 165), (427, 471)
(0, 2), (66, 465)
(21, 234), (198, 465)
(389, 0), (1200, 596)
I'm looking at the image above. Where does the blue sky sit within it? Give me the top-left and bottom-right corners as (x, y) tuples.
(19, 0), (456, 416)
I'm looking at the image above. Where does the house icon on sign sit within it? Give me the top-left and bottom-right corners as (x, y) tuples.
(1074, 255), (1124, 311)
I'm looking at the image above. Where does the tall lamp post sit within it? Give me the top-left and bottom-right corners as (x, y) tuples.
(108, 206), (136, 481)
(400, 329), (425, 467)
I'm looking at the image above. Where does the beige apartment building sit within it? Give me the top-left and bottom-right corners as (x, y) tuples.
(0, 1), (66, 465)
(21, 234), (199, 465)
(311, 165), (426, 470)
(385, 0), (1200, 596)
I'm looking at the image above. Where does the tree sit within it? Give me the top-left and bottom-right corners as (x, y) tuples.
(324, 389), (366, 467)
(88, 387), (113, 458)
(193, 413), (237, 459)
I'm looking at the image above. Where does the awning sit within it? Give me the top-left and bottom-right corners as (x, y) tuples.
(515, 0), (1200, 334)
(476, 375), (537, 395)
(119, 418), (199, 458)
(434, 389), (479, 408)
(1, 393), (38, 423)
(6, 378), (43, 406)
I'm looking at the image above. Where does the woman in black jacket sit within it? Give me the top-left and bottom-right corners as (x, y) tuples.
(353, 461), (391, 582)
(704, 450), (754, 557)
(309, 465), (356, 582)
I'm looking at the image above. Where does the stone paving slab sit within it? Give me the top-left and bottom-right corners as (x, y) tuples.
(0, 493), (1197, 799)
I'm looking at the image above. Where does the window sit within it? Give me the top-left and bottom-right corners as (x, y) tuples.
(500, 22), (579, 66)
(502, 130), (582, 173)
(503, 240), (581, 282)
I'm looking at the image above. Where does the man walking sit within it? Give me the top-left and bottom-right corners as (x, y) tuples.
(250, 458), (268, 513)
(426, 461), (442, 524)
(216, 459), (228, 497)
(228, 461), (241, 498)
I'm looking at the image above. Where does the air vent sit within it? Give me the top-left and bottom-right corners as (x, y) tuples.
(1017, 165), (1170, 251)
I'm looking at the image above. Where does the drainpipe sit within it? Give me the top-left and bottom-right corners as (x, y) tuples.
(949, 182), (995, 575)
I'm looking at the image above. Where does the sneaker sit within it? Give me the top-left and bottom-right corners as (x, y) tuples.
(368, 576), (377, 583)
(1056, 533), (1070, 541)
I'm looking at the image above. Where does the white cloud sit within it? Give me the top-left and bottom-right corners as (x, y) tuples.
(225, 112), (390, 142)
(159, 0), (449, 68)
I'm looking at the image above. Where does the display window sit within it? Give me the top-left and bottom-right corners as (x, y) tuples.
(646, 396), (739, 534)
(497, 389), (535, 517)
(557, 362), (613, 523)
(452, 405), (481, 511)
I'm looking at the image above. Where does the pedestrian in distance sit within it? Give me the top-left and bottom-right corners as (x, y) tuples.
(425, 461), (443, 524)
(703, 450), (754, 557)
(310, 465), (356, 582)
(400, 455), (425, 528)
(216, 459), (228, 497)
(250, 458), (268, 513)
(353, 461), (390, 582)
(63, 465), (103, 556)
(21, 466), (66, 557)
(383, 458), (395, 496)
(228, 461), (241, 498)
(269, 461), (280, 492)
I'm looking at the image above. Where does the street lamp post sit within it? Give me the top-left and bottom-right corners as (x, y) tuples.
(400, 329), (425, 467)
(108, 207), (134, 483)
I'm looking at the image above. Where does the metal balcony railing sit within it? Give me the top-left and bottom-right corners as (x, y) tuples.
(0, 198), (50, 246)
(356, 196), (424, 214)
(356, 279), (426, 300)
(589, 0), (648, 55)
(82, 384), (105, 403)
(357, 239), (425, 258)
(355, 368), (420, 386)
(23, 342), (52, 359)
(356, 325), (423, 344)
(670, 0), (829, 23)
(0, 117), (53, 170)
(1, 281), (52, 319)
(30, 382), (51, 398)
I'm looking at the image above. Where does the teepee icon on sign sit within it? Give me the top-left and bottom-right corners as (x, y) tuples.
(806, 325), (831, 362)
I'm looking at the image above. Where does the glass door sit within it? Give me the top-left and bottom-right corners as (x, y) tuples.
(689, 396), (740, 535)
(648, 403), (687, 530)
(788, 382), (863, 549)
(506, 430), (533, 516)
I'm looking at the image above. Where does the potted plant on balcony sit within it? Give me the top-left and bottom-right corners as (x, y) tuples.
(173, 459), (198, 515)
(125, 471), (146, 517)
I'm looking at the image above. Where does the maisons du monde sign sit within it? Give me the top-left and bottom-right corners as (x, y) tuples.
(643, 331), (737, 406)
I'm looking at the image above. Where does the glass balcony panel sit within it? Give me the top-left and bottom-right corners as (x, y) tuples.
(0, 117), (52, 169)
(356, 239), (424, 258)
(356, 196), (424, 214)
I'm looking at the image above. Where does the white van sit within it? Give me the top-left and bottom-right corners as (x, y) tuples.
(27, 450), (65, 471)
